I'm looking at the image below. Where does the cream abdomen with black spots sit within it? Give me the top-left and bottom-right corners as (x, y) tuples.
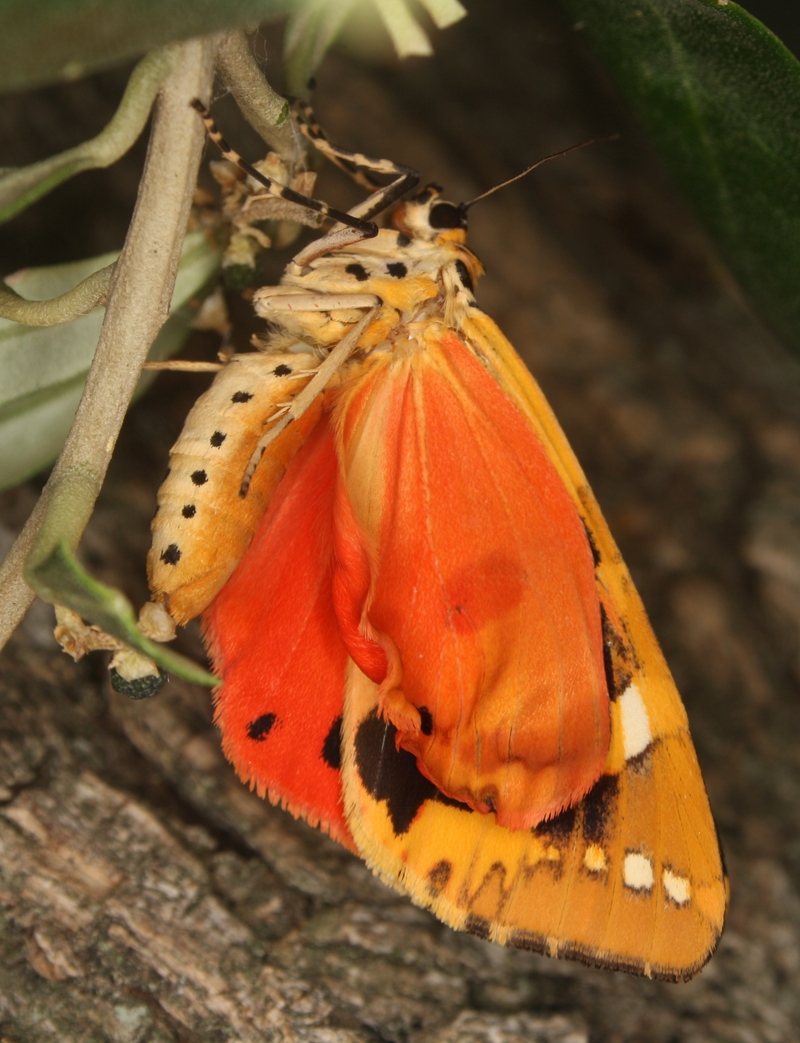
(148, 350), (322, 624)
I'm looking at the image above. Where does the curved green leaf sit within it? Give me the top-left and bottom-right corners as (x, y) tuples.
(0, 229), (221, 491)
(562, 0), (800, 355)
(0, 50), (174, 223)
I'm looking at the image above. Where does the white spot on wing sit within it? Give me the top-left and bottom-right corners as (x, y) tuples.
(619, 683), (652, 760)
(623, 852), (654, 892)
(663, 868), (691, 905)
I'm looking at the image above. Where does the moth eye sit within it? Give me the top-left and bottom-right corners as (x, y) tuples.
(429, 201), (466, 230)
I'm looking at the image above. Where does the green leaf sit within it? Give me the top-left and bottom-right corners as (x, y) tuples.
(0, 229), (221, 491)
(28, 540), (216, 685)
(0, 0), (297, 93)
(561, 0), (800, 355)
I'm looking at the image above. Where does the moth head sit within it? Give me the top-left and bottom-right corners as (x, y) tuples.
(392, 185), (468, 245)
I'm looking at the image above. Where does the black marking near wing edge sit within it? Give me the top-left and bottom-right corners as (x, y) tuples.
(600, 604), (632, 701)
(322, 716), (343, 770)
(427, 860), (453, 896)
(354, 709), (471, 835)
(581, 774), (619, 844)
(581, 519), (601, 568)
(534, 806), (576, 841)
(247, 713), (277, 741)
(464, 914), (492, 940)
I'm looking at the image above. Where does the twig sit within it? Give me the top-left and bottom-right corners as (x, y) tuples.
(0, 37), (216, 650)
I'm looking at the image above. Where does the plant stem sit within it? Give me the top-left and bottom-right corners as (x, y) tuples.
(0, 264), (115, 325)
(216, 29), (297, 161)
(0, 36), (215, 651)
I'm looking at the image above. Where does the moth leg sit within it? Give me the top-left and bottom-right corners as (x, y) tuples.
(256, 292), (381, 316)
(241, 304), (381, 494)
(290, 99), (419, 222)
(191, 99), (379, 239)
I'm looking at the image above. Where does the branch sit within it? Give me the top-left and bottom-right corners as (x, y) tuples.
(0, 37), (216, 651)
(0, 264), (115, 325)
(215, 29), (296, 161)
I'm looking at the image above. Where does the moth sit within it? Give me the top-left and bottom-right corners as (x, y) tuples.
(148, 100), (728, 980)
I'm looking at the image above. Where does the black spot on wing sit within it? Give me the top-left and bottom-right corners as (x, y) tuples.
(321, 716), (342, 770)
(247, 714), (277, 741)
(601, 604), (632, 701)
(464, 914), (492, 940)
(355, 709), (461, 835)
(210, 431), (226, 448)
(191, 469), (208, 486)
(418, 706), (433, 736)
(581, 774), (618, 844)
(273, 363), (292, 376)
(582, 519), (601, 568)
(232, 390), (253, 403)
(506, 928), (549, 955)
(627, 745), (654, 774)
(534, 806), (576, 841)
(160, 544), (181, 566)
(386, 261), (407, 279)
(555, 940), (648, 979)
(427, 860), (453, 895)
(181, 504), (196, 519)
(345, 262), (369, 282)
(454, 258), (474, 293)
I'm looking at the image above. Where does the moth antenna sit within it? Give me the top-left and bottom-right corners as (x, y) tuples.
(462, 133), (620, 210)
(190, 98), (378, 238)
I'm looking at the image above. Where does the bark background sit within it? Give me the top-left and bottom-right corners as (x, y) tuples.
(2, 2), (800, 1040)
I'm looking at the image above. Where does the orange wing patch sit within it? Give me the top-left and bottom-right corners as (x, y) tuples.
(333, 328), (609, 830)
